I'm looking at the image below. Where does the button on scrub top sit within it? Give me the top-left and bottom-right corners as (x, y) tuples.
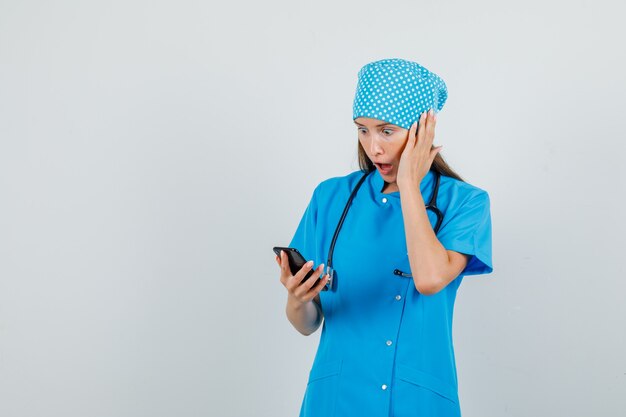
(288, 168), (493, 417)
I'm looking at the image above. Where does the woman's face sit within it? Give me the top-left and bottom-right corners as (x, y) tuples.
(355, 117), (408, 182)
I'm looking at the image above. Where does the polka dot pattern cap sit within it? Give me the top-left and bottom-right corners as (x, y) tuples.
(352, 58), (448, 130)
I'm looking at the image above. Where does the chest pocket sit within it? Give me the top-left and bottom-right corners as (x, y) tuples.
(392, 253), (413, 279)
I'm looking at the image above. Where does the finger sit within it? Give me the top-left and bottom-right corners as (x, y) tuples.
(280, 250), (298, 285)
(413, 111), (427, 151)
(426, 109), (436, 141)
(406, 121), (418, 149)
(302, 272), (330, 302)
(289, 259), (314, 290)
(300, 269), (329, 301)
(409, 114), (424, 147)
(279, 251), (290, 285)
(311, 271), (330, 294)
(280, 250), (289, 273)
(424, 109), (437, 145)
(417, 111), (428, 143)
(293, 263), (324, 298)
(302, 264), (325, 291)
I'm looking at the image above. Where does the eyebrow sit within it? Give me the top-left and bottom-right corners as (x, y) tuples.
(353, 120), (393, 127)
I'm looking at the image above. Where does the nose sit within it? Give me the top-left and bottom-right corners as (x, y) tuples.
(369, 134), (384, 156)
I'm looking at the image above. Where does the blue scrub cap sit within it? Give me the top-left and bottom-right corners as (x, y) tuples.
(352, 58), (448, 130)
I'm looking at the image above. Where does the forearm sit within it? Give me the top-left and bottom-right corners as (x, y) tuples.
(399, 183), (450, 295)
(286, 295), (323, 336)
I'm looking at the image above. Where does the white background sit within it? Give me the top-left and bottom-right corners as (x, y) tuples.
(1, 1), (625, 416)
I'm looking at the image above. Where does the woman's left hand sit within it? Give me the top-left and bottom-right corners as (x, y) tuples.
(396, 108), (442, 190)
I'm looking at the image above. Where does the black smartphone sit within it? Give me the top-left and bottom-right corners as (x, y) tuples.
(273, 246), (328, 291)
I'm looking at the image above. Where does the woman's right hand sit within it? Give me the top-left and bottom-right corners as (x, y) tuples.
(275, 250), (329, 306)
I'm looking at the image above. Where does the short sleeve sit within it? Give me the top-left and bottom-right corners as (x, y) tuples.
(288, 186), (319, 264)
(436, 190), (493, 276)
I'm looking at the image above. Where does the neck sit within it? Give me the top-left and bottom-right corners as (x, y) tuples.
(382, 181), (399, 194)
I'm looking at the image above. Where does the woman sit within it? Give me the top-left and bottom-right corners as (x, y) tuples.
(275, 58), (493, 417)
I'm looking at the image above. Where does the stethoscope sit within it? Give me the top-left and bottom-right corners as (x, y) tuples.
(323, 168), (443, 291)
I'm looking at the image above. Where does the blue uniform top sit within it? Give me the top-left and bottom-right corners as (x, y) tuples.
(288, 168), (493, 417)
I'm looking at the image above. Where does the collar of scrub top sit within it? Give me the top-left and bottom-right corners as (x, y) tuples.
(371, 167), (436, 203)
(323, 167), (443, 290)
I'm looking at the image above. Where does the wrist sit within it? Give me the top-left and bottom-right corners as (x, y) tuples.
(287, 293), (308, 309)
(398, 180), (421, 195)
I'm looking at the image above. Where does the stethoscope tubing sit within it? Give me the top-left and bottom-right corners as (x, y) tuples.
(324, 168), (443, 290)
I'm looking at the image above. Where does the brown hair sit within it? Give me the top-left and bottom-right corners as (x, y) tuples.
(357, 141), (465, 182)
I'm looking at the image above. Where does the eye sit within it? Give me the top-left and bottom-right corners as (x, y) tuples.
(383, 129), (393, 135)
(357, 127), (367, 134)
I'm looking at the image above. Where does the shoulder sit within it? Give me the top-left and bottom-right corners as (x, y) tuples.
(438, 173), (490, 212)
(312, 170), (368, 200)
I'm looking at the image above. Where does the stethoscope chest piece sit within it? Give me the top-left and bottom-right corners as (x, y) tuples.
(323, 265), (335, 291)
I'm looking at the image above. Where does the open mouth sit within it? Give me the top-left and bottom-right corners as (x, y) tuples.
(375, 163), (393, 173)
